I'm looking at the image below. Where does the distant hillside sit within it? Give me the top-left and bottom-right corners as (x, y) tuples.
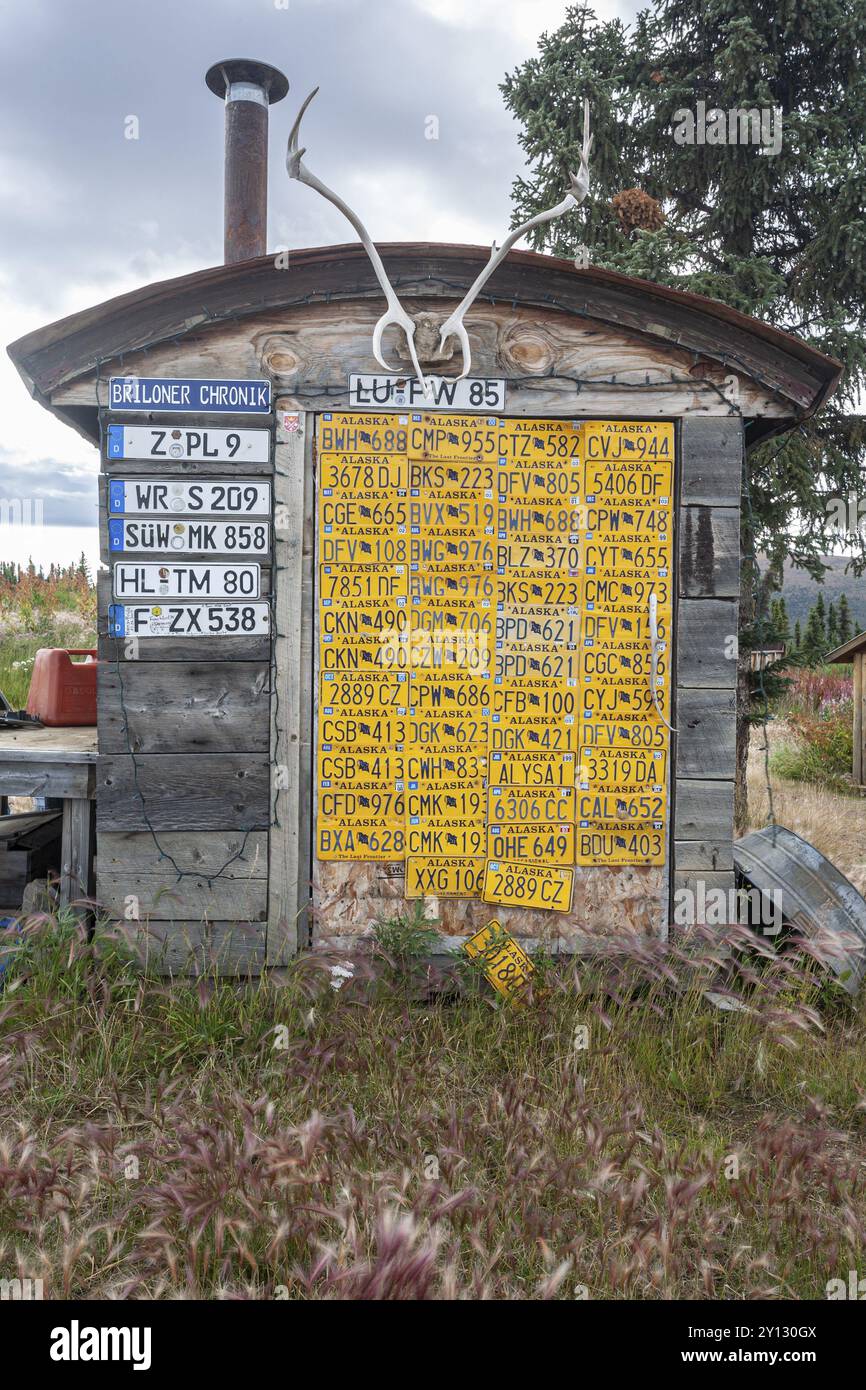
(768, 555), (866, 634)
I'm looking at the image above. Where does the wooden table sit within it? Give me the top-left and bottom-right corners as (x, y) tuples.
(0, 727), (97, 908)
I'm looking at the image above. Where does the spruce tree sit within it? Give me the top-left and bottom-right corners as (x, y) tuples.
(502, 0), (866, 821)
(827, 601), (839, 649)
(793, 619), (802, 652)
(838, 593), (854, 643)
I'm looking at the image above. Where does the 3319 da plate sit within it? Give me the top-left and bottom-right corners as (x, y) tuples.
(483, 860), (574, 913)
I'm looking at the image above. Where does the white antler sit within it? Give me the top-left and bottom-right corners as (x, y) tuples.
(437, 99), (594, 379)
(287, 88), (431, 397)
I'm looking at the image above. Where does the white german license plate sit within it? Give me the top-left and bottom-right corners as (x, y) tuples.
(105, 424), (270, 463)
(107, 602), (270, 638)
(112, 563), (260, 599)
(107, 519), (270, 554)
(108, 479), (270, 515)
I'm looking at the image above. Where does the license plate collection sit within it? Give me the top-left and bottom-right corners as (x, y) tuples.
(315, 412), (674, 910)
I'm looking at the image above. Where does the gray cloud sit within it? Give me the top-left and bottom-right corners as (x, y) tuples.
(0, 450), (98, 528)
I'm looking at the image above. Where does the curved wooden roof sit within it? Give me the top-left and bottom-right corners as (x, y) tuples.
(7, 242), (841, 432)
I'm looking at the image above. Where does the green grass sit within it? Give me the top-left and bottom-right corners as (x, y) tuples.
(1, 911), (865, 1299)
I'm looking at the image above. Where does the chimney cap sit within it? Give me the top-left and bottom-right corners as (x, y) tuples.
(205, 59), (289, 103)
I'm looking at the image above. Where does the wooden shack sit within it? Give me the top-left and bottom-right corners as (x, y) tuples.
(6, 240), (840, 971)
(827, 631), (866, 786)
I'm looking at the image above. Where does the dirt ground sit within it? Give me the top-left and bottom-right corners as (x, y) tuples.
(746, 720), (866, 897)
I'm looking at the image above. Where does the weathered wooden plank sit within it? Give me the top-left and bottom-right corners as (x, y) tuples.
(98, 662), (270, 754)
(676, 689), (736, 779)
(60, 798), (95, 907)
(95, 918), (266, 975)
(672, 871), (737, 925)
(0, 762), (94, 799)
(677, 599), (738, 688)
(674, 841), (734, 871)
(97, 871), (267, 922)
(680, 417), (743, 506)
(96, 754), (269, 831)
(674, 779), (735, 843)
(267, 405), (305, 964)
(96, 830), (268, 876)
(29, 248), (813, 410)
(678, 506), (739, 598)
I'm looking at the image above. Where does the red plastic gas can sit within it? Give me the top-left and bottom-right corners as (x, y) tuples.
(25, 649), (98, 726)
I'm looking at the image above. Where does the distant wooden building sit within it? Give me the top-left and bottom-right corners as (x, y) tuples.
(750, 645), (786, 672)
(827, 631), (866, 784)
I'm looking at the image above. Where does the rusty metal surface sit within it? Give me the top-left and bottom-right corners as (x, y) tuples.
(734, 824), (866, 993)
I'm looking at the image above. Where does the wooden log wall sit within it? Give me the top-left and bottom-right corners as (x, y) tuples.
(673, 416), (742, 909)
(95, 414), (273, 975)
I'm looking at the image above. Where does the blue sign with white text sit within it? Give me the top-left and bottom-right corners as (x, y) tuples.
(108, 377), (272, 414)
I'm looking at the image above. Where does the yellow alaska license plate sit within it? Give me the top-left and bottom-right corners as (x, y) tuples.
(496, 536), (581, 570)
(489, 714), (579, 753)
(410, 565), (496, 602)
(581, 610), (668, 645)
(580, 647), (668, 683)
(317, 787), (404, 821)
(483, 860), (574, 913)
(582, 421), (673, 464)
(319, 750), (405, 785)
(319, 639), (410, 673)
(319, 563), (408, 603)
(582, 572), (672, 613)
(408, 459), (498, 492)
(406, 786), (485, 819)
(409, 498), (495, 534)
(404, 748), (488, 785)
(578, 746), (668, 791)
(318, 711), (408, 747)
(406, 857), (486, 899)
(406, 825), (485, 857)
(406, 415), (503, 461)
(319, 534), (408, 565)
(407, 713), (490, 748)
(488, 750), (575, 788)
(583, 540), (670, 575)
(578, 790), (667, 823)
(495, 462), (580, 504)
(316, 414), (411, 454)
(319, 601), (408, 640)
(495, 570), (581, 608)
(319, 496), (408, 531)
(320, 671), (409, 712)
(584, 502), (672, 536)
(580, 720), (668, 751)
(496, 503), (581, 537)
(488, 785), (575, 823)
(318, 453), (408, 493)
(463, 921), (535, 1002)
(317, 824), (405, 861)
(492, 678), (579, 720)
(409, 672), (491, 714)
(410, 535), (496, 567)
(495, 607), (581, 646)
(496, 419), (581, 460)
(486, 821), (574, 866)
(495, 648), (580, 682)
(575, 821), (666, 866)
(580, 680), (669, 720)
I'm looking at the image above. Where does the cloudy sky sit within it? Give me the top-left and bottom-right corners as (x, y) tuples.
(0, 0), (636, 573)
